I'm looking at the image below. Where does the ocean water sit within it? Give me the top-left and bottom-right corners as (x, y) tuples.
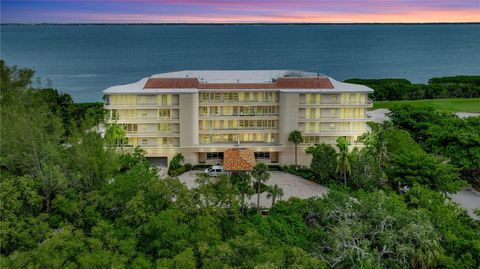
(1, 24), (479, 102)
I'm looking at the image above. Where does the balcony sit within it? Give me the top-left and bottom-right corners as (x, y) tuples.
(299, 101), (373, 108)
(199, 128), (278, 134)
(199, 101), (279, 106)
(199, 113), (279, 119)
(125, 131), (180, 137)
(105, 103), (179, 109)
(106, 117), (179, 124)
(299, 116), (370, 122)
(302, 130), (366, 136)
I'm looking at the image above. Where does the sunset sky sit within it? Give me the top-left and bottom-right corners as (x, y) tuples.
(2, 0), (480, 23)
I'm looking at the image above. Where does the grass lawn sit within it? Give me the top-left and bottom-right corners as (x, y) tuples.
(372, 98), (480, 113)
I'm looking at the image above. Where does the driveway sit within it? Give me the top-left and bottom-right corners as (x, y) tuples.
(450, 188), (480, 220)
(177, 170), (329, 208)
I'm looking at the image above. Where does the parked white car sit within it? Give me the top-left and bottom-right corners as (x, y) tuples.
(204, 165), (225, 177)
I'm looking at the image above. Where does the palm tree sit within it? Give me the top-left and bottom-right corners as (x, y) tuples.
(251, 163), (270, 213)
(288, 130), (304, 167)
(336, 137), (351, 187)
(266, 184), (284, 207)
(230, 171), (254, 212)
(362, 123), (389, 177)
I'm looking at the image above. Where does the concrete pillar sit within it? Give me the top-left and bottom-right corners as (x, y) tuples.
(278, 92), (300, 164)
(179, 93), (199, 164)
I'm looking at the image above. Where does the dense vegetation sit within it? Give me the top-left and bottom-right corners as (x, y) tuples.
(345, 76), (480, 101)
(387, 105), (480, 190)
(1, 61), (480, 268)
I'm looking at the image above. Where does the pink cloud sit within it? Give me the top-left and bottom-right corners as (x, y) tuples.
(42, 8), (480, 23)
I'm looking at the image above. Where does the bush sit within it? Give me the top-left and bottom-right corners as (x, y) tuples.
(184, 163), (193, 171)
(305, 144), (337, 183)
(192, 164), (211, 170)
(282, 165), (314, 181)
(267, 165), (283, 171)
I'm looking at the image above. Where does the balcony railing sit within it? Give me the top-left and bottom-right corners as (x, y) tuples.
(302, 130), (366, 135)
(199, 113), (278, 117)
(125, 131), (180, 137)
(106, 117), (179, 123)
(299, 117), (370, 122)
(300, 101), (370, 105)
(200, 99), (278, 103)
(200, 127), (277, 131)
(105, 103), (179, 109)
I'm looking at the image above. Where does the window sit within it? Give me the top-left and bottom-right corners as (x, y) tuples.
(141, 139), (148, 145)
(159, 109), (171, 118)
(158, 123), (172, 132)
(207, 152), (224, 159)
(255, 152), (270, 159)
(210, 107), (219, 115)
(122, 123), (137, 132)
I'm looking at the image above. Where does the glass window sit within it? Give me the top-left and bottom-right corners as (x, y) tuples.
(255, 152), (270, 159)
(206, 152), (224, 159)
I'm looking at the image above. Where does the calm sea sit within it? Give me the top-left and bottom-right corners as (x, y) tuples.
(1, 24), (479, 102)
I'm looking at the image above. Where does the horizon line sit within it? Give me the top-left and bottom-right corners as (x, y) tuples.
(2, 22), (480, 25)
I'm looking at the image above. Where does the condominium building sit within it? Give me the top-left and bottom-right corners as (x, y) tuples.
(104, 70), (373, 166)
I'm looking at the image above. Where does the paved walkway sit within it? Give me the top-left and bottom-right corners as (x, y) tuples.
(450, 188), (480, 220)
(177, 171), (328, 208)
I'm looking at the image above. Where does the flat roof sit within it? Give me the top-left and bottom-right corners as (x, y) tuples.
(104, 70), (374, 94)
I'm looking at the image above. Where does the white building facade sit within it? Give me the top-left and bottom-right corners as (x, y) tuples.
(104, 70), (373, 166)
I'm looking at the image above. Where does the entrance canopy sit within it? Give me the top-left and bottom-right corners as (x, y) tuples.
(223, 148), (256, 172)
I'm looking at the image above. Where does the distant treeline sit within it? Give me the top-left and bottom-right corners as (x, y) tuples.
(345, 76), (480, 101)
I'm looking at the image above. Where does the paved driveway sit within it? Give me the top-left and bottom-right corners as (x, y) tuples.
(450, 188), (480, 220)
(177, 171), (329, 208)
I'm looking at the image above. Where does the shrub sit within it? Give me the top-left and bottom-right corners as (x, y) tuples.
(184, 163), (193, 171)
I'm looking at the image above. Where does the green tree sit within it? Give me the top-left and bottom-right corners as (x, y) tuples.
(0, 59), (34, 89)
(230, 172), (255, 212)
(348, 148), (383, 191)
(335, 137), (352, 187)
(251, 163), (270, 213)
(168, 153), (185, 176)
(362, 122), (389, 178)
(266, 184), (284, 207)
(305, 144), (337, 183)
(385, 128), (464, 193)
(308, 190), (444, 268)
(104, 123), (126, 147)
(288, 130), (304, 167)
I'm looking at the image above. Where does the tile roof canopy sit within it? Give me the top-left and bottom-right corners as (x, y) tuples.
(144, 78), (199, 89)
(103, 70), (374, 94)
(144, 77), (333, 90)
(223, 148), (256, 171)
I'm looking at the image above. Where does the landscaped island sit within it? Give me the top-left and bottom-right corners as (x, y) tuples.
(1, 61), (479, 268)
